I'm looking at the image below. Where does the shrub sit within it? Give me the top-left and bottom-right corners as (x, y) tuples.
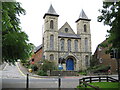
(37, 70), (47, 76)
(29, 64), (38, 71)
(78, 71), (87, 75)
(40, 60), (57, 73)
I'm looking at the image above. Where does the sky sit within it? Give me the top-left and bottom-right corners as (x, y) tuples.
(17, 0), (110, 54)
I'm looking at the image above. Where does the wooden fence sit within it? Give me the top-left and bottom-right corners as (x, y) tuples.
(79, 76), (119, 89)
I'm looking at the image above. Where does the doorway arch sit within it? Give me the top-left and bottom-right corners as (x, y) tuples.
(66, 58), (74, 70)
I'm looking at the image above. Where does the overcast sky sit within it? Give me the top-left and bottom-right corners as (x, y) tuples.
(17, 0), (110, 54)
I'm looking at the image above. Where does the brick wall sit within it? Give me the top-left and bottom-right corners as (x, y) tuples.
(94, 40), (118, 73)
(34, 48), (42, 63)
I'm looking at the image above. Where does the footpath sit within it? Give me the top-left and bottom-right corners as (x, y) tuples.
(17, 62), (118, 79)
(17, 62), (85, 79)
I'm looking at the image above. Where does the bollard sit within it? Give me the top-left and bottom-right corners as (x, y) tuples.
(26, 74), (29, 89)
(58, 74), (61, 88)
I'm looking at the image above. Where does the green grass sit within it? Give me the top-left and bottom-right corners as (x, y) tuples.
(89, 82), (120, 88)
(77, 82), (120, 89)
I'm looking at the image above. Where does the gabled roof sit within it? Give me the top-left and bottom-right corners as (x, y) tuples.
(58, 22), (80, 39)
(58, 33), (80, 39)
(76, 9), (91, 22)
(43, 4), (59, 18)
(59, 22), (75, 34)
(34, 44), (42, 53)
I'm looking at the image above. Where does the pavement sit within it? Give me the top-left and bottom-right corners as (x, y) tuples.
(1, 61), (118, 79)
(17, 62), (85, 79)
(17, 62), (119, 79)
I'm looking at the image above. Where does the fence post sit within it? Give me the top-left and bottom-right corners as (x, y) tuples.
(79, 79), (81, 85)
(83, 78), (87, 87)
(99, 77), (101, 82)
(26, 74), (29, 89)
(90, 77), (92, 83)
(106, 76), (109, 82)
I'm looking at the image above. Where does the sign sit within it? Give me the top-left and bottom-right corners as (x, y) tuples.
(58, 64), (63, 70)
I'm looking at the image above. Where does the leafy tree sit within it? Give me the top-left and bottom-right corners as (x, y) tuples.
(40, 60), (57, 73)
(97, 2), (120, 51)
(2, 2), (34, 64)
(98, 1), (120, 81)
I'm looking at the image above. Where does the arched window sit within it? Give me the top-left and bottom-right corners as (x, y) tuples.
(74, 40), (78, 52)
(84, 24), (87, 32)
(50, 20), (54, 29)
(50, 54), (54, 60)
(67, 39), (71, 51)
(85, 55), (89, 66)
(60, 39), (64, 51)
(50, 35), (54, 50)
(85, 38), (88, 52)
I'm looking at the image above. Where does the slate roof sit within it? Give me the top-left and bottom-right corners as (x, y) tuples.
(58, 32), (81, 39)
(43, 4), (59, 18)
(76, 9), (91, 22)
(79, 9), (88, 19)
(34, 44), (42, 53)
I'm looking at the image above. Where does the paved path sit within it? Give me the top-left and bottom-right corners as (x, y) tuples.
(2, 62), (26, 79)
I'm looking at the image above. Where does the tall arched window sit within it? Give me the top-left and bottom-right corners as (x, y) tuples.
(60, 39), (64, 51)
(74, 40), (78, 52)
(84, 24), (87, 32)
(85, 38), (88, 52)
(50, 20), (54, 29)
(50, 35), (54, 50)
(85, 55), (89, 66)
(50, 54), (54, 60)
(67, 39), (71, 51)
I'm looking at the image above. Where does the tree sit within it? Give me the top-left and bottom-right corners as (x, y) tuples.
(2, 2), (34, 64)
(98, 1), (120, 82)
(98, 1), (120, 51)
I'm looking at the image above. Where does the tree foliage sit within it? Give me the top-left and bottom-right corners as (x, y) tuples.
(2, 2), (34, 64)
(98, 2), (120, 51)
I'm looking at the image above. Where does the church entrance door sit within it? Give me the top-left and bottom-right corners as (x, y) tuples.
(66, 58), (74, 70)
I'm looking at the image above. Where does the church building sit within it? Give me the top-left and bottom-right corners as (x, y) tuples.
(42, 4), (92, 71)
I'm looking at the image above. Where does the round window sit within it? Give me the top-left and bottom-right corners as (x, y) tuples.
(65, 28), (68, 32)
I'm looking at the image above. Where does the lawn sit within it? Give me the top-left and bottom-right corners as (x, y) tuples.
(77, 82), (120, 89)
(89, 82), (120, 88)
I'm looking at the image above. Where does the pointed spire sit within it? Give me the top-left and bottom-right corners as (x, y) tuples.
(43, 4), (59, 18)
(47, 4), (58, 15)
(76, 9), (91, 22)
(79, 9), (88, 19)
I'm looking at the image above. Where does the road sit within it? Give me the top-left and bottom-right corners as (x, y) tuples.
(2, 62), (79, 88)
(2, 78), (79, 88)
(1, 62), (118, 89)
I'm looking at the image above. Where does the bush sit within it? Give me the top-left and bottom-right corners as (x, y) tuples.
(37, 70), (47, 76)
(91, 65), (110, 73)
(29, 64), (38, 71)
(78, 71), (87, 75)
(40, 60), (57, 72)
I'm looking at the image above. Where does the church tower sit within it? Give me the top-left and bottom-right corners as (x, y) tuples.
(76, 9), (91, 69)
(43, 4), (59, 64)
